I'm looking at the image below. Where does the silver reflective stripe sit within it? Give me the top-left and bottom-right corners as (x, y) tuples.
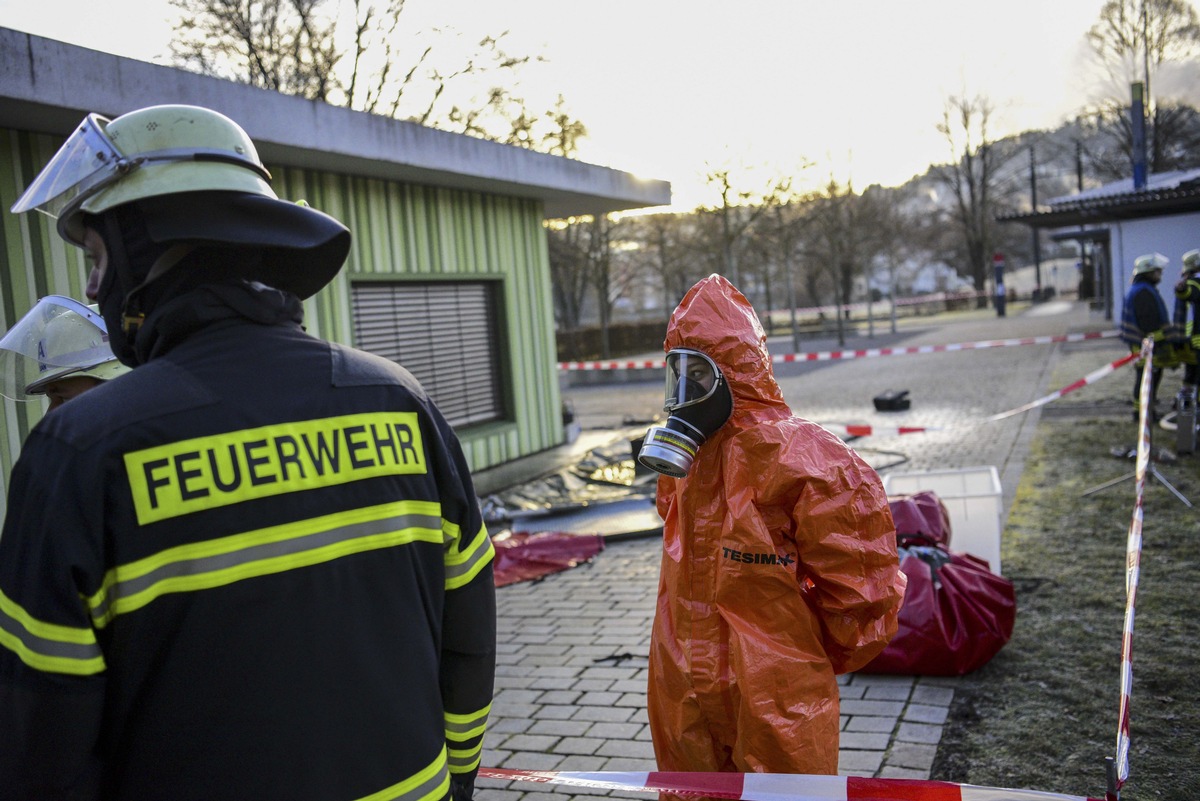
(0, 590), (104, 676)
(354, 748), (450, 801)
(90, 505), (444, 626)
(444, 525), (494, 589)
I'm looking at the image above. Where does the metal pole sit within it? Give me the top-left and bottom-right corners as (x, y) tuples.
(1030, 146), (1042, 297)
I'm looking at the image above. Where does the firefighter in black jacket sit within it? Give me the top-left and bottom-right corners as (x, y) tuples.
(1, 105), (496, 801)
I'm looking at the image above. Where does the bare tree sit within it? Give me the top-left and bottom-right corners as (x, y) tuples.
(702, 168), (780, 291)
(933, 94), (1023, 306)
(803, 179), (890, 346)
(1082, 0), (1200, 177)
(545, 218), (591, 330)
(169, 0), (587, 149)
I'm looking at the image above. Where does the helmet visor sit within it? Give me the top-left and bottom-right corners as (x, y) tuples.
(664, 349), (723, 412)
(0, 296), (113, 400)
(10, 114), (124, 218)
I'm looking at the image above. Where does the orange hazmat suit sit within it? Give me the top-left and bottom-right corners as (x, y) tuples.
(647, 275), (907, 778)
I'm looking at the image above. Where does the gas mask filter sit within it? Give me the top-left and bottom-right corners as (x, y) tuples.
(637, 349), (733, 477)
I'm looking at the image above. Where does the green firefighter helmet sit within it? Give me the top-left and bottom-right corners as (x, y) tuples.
(11, 105), (350, 299)
(12, 105), (274, 248)
(1132, 252), (1168, 277)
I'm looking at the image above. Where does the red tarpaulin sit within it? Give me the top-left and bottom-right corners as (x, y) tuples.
(491, 530), (605, 587)
(860, 493), (1016, 675)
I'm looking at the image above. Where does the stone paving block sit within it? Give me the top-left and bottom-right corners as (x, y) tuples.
(614, 692), (646, 707)
(500, 734), (562, 752)
(495, 689), (544, 705)
(903, 703), (949, 725)
(530, 677), (577, 691)
(863, 683), (913, 701)
(494, 702), (541, 719)
(535, 705), (580, 720)
(844, 714), (898, 733)
(529, 719), (593, 737)
(585, 721), (643, 740)
(911, 684), (955, 706)
(839, 731), (891, 750)
(878, 766), (931, 780)
(886, 742), (938, 771)
(554, 755), (608, 771)
(572, 678), (615, 692)
(552, 737), (605, 755)
(490, 717), (536, 734)
(572, 705), (636, 722)
(474, 789), (525, 801)
(838, 750), (884, 773)
(577, 691), (624, 706)
(852, 674), (914, 689)
(521, 654), (577, 667)
(897, 721), (943, 744)
(597, 739), (656, 759)
(837, 683), (867, 700)
(499, 751), (565, 771)
(609, 679), (647, 694)
(521, 643), (571, 655)
(537, 690), (582, 705)
(839, 699), (906, 716)
(602, 757), (659, 773)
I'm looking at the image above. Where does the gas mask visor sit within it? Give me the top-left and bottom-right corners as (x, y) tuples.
(10, 114), (125, 219)
(637, 348), (733, 478)
(0, 296), (113, 401)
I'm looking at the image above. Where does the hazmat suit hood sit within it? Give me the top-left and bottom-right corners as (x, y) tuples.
(647, 274), (906, 779)
(663, 274), (789, 422)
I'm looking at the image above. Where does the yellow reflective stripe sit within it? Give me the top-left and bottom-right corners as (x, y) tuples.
(444, 523), (494, 590)
(124, 412), (427, 525)
(86, 501), (445, 627)
(446, 745), (482, 773)
(354, 746), (450, 801)
(444, 703), (491, 741)
(445, 703), (489, 773)
(0, 588), (105, 676)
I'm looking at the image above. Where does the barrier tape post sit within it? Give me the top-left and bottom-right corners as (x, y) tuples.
(1106, 337), (1153, 800)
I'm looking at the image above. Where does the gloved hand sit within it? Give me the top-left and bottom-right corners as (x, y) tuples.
(450, 773), (475, 801)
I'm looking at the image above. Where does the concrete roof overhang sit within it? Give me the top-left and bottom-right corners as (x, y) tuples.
(0, 27), (671, 218)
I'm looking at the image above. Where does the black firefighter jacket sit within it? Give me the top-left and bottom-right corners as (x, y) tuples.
(0, 281), (496, 801)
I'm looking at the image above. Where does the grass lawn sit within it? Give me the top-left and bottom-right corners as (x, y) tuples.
(930, 415), (1200, 799)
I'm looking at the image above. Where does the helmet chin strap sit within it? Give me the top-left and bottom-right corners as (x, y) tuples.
(120, 244), (195, 338)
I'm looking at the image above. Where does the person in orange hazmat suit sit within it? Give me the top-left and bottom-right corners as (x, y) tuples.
(637, 274), (907, 779)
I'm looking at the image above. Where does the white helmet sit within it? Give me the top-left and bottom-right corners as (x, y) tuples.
(1183, 249), (1200, 273)
(1132, 252), (1168, 276)
(0, 296), (128, 401)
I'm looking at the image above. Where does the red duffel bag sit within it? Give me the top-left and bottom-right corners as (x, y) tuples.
(886, 490), (953, 547)
(861, 500), (1016, 675)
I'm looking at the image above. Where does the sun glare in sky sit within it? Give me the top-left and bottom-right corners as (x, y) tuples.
(0, 0), (1162, 210)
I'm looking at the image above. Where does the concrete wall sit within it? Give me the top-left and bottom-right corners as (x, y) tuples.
(1107, 211), (1200, 317)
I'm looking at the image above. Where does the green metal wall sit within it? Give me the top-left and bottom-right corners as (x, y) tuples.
(0, 126), (564, 522)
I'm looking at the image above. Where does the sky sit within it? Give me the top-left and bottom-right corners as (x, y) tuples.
(0, 0), (1154, 211)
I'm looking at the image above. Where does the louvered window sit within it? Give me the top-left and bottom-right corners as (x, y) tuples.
(351, 281), (506, 428)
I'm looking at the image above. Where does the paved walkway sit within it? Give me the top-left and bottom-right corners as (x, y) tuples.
(476, 300), (1123, 801)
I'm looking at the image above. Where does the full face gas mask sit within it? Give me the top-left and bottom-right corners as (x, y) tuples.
(637, 348), (733, 478)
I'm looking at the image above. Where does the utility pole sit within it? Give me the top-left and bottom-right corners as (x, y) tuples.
(1030, 145), (1042, 297)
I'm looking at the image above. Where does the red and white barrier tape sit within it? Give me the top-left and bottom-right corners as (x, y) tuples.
(559, 331), (1117, 372)
(480, 767), (1104, 801)
(818, 352), (1135, 439)
(1111, 339), (1153, 794)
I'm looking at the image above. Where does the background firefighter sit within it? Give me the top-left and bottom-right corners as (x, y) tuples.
(639, 274), (906, 783)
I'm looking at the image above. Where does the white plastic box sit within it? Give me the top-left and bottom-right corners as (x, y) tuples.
(882, 465), (1004, 574)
